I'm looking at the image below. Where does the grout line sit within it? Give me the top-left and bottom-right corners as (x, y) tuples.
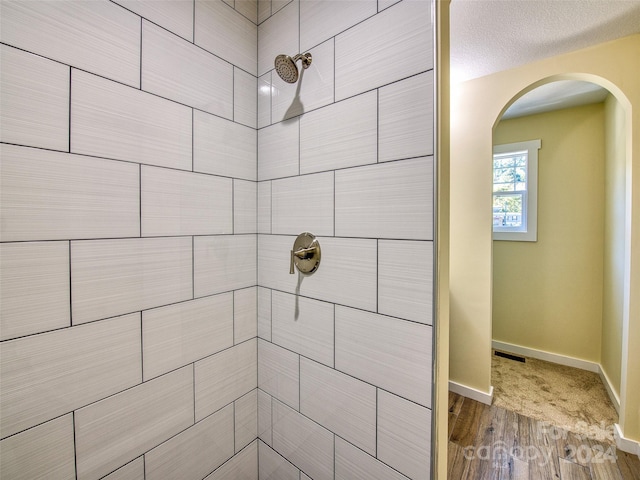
(68, 67), (72, 153)
(68, 241), (73, 326)
(139, 17), (143, 90)
(72, 411), (78, 478)
(140, 313), (144, 382)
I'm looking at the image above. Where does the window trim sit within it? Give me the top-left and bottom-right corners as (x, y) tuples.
(492, 139), (541, 242)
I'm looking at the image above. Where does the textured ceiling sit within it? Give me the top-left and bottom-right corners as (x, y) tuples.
(450, 0), (640, 84)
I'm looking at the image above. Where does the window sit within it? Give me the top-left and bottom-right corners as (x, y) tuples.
(493, 139), (541, 241)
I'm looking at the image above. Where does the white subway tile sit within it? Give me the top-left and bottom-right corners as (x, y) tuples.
(0, 144), (139, 242)
(258, 119), (299, 180)
(258, 72), (273, 128)
(194, 110), (257, 181)
(235, 68), (258, 128)
(258, 339), (299, 409)
(300, 358), (376, 455)
(300, 0), (376, 52)
(272, 291), (334, 367)
(258, 181), (272, 234)
(259, 441), (299, 480)
(335, 306), (432, 407)
(142, 294), (234, 381)
(113, 0), (194, 41)
(379, 71), (434, 162)
(257, 1), (298, 76)
(335, 157), (433, 240)
(0, 242), (69, 341)
(271, 39), (334, 122)
(142, 21), (233, 118)
(300, 91), (377, 174)
(272, 172), (334, 235)
(235, 389), (258, 452)
(195, 340), (258, 421)
(75, 366), (194, 480)
(377, 390), (431, 480)
(205, 440), (258, 480)
(272, 401), (334, 480)
(71, 237), (192, 324)
(0, 45), (69, 151)
(235, 180), (257, 234)
(258, 235), (377, 312)
(335, 0), (432, 100)
(195, 0), (257, 76)
(236, 0), (258, 24)
(258, 287), (272, 340)
(235, 287), (258, 344)
(102, 458), (145, 480)
(142, 166), (233, 236)
(258, 0), (271, 23)
(335, 436), (409, 480)
(0, 0), (140, 87)
(379, 240), (433, 324)
(0, 415), (75, 480)
(258, 389), (272, 445)
(0, 313), (141, 440)
(194, 235), (257, 297)
(146, 404), (234, 480)
(71, 70), (192, 170)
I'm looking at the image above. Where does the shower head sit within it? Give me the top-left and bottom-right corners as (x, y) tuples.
(274, 53), (312, 83)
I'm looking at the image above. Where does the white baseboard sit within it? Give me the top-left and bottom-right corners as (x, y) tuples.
(449, 381), (493, 405)
(492, 340), (621, 412)
(614, 423), (640, 457)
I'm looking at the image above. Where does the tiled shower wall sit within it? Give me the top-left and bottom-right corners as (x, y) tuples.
(1, 1), (259, 479)
(256, 1), (434, 480)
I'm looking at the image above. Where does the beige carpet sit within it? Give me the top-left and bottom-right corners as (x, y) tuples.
(491, 351), (618, 443)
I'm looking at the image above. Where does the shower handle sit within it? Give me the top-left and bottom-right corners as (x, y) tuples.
(289, 233), (321, 275)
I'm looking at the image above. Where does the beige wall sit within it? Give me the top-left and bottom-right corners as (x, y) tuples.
(492, 103), (605, 363)
(601, 94), (626, 401)
(450, 34), (640, 442)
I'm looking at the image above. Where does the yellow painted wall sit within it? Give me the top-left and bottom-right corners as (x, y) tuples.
(601, 94), (626, 401)
(492, 104), (605, 363)
(450, 34), (640, 442)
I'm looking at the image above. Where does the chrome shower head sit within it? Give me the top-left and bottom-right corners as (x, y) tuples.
(274, 52), (312, 83)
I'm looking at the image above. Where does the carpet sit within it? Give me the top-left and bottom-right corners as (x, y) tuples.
(491, 351), (618, 444)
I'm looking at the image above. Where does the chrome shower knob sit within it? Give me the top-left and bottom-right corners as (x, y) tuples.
(289, 232), (321, 275)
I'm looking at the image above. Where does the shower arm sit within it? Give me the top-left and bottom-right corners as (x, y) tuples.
(291, 53), (312, 69)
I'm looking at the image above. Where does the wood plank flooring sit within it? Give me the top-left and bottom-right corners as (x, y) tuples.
(448, 393), (640, 480)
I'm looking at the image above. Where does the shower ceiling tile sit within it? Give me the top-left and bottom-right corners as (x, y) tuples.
(142, 21), (233, 118)
(235, 0), (258, 24)
(235, 68), (258, 128)
(194, 110), (257, 181)
(234, 287), (258, 344)
(205, 440), (258, 480)
(258, 119), (299, 180)
(258, 0), (271, 24)
(300, 90), (377, 174)
(195, 340), (257, 421)
(0, 415), (75, 480)
(71, 237), (193, 324)
(257, 0), (298, 76)
(335, 436), (409, 480)
(71, 70), (192, 171)
(271, 171), (334, 236)
(271, 38), (334, 122)
(113, 0), (194, 41)
(335, 157), (433, 240)
(257, 235), (377, 312)
(258, 339), (300, 410)
(272, 291), (334, 367)
(300, 0), (376, 52)
(75, 366), (194, 480)
(142, 294), (234, 381)
(335, 0), (432, 101)
(335, 306), (432, 407)
(379, 71), (434, 162)
(0, 0), (140, 88)
(0, 242), (70, 341)
(377, 390), (431, 480)
(195, 0), (257, 76)
(145, 404), (234, 480)
(142, 166), (233, 237)
(0, 45), (69, 151)
(259, 441), (299, 480)
(300, 358), (376, 455)
(234, 390), (258, 452)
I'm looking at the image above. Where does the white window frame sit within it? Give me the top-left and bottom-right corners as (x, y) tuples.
(492, 139), (541, 242)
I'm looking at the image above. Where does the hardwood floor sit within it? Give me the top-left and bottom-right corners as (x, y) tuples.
(447, 392), (640, 480)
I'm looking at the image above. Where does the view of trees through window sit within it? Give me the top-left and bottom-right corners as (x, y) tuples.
(493, 151), (527, 228)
